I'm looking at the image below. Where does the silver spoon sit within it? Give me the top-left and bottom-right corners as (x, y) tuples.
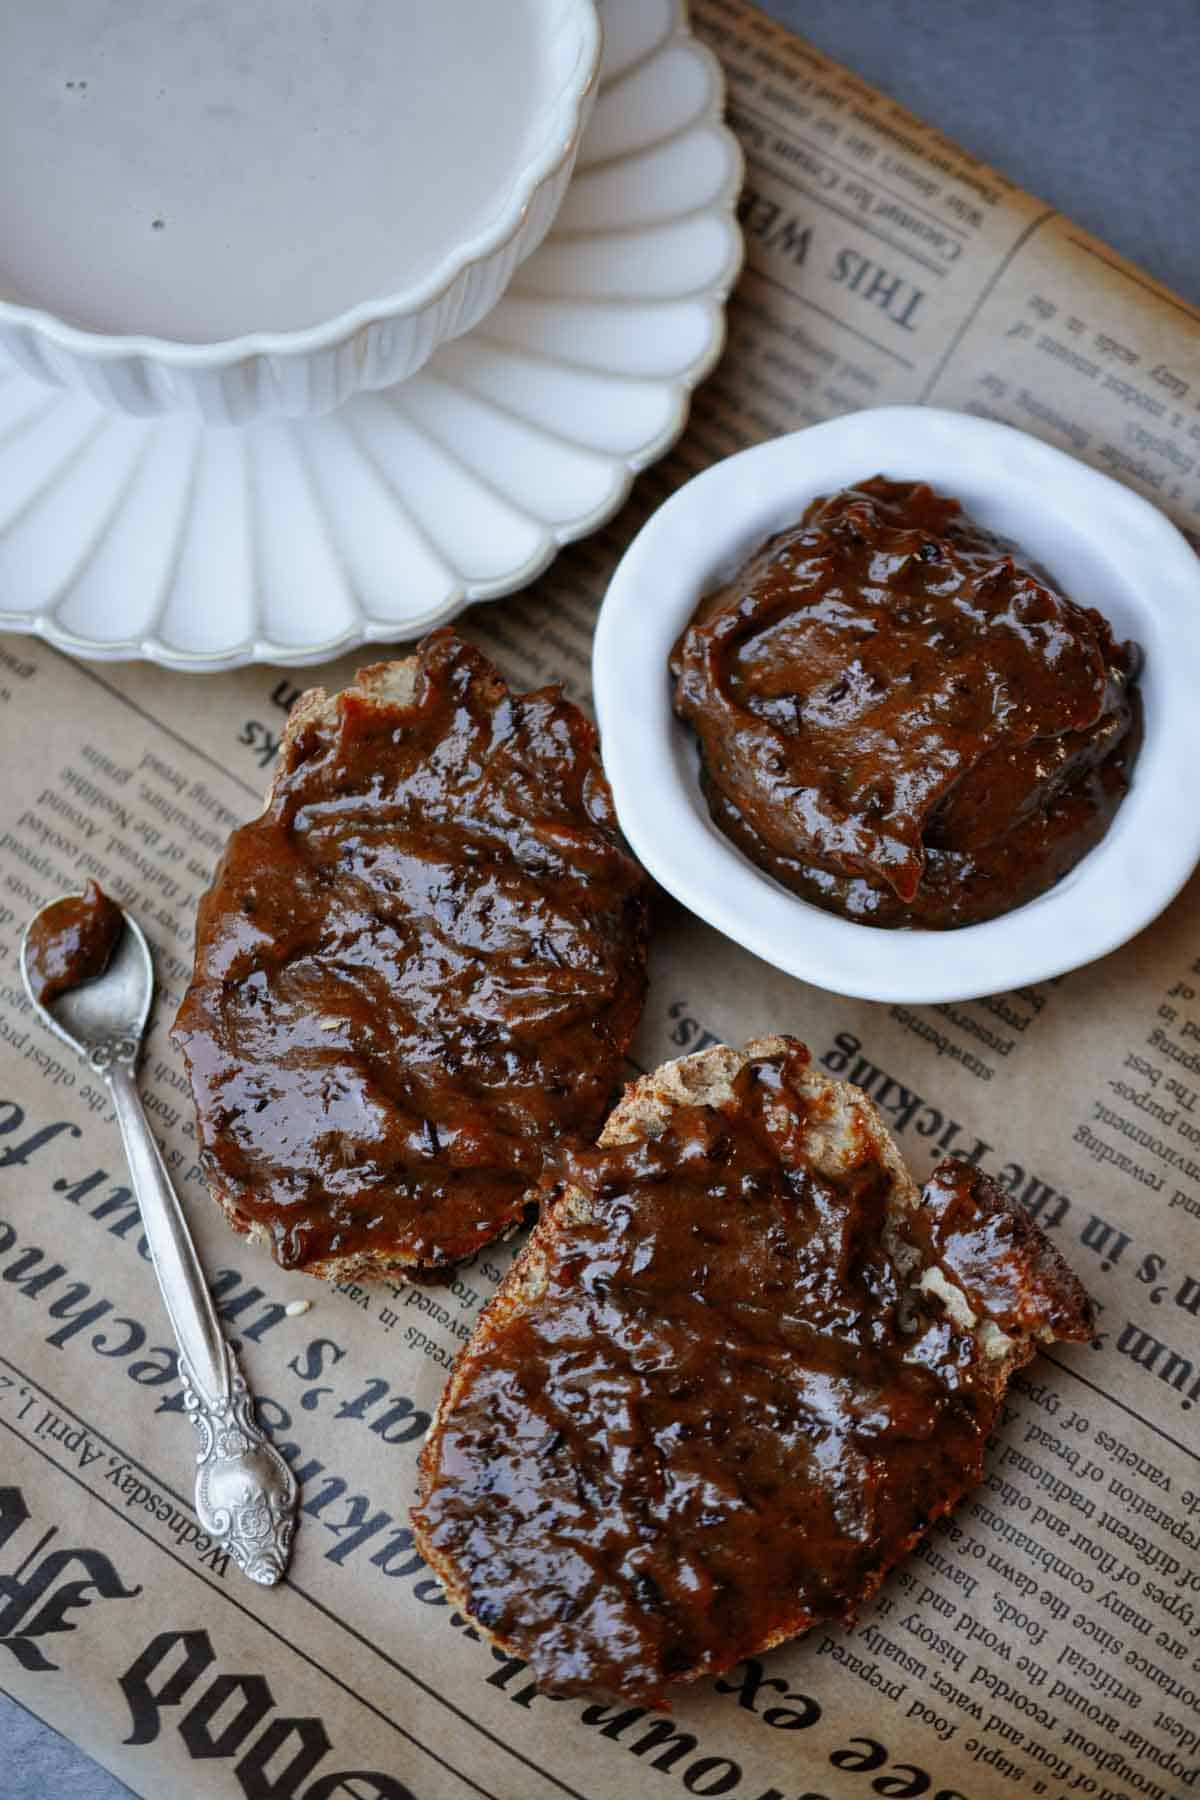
(20, 894), (298, 1586)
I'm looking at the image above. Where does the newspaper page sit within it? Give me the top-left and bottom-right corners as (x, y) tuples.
(2, 2), (1198, 1796)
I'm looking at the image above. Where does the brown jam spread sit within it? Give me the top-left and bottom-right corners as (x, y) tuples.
(413, 1043), (1093, 1704)
(25, 880), (124, 1005)
(173, 630), (650, 1275)
(671, 477), (1142, 928)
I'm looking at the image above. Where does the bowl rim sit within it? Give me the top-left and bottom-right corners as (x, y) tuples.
(0, 0), (602, 368)
(593, 404), (1200, 1005)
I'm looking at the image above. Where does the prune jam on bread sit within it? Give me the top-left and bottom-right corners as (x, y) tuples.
(174, 630), (650, 1280)
(671, 478), (1142, 928)
(413, 1035), (1093, 1704)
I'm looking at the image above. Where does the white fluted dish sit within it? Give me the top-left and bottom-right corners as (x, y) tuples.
(593, 407), (1200, 1004)
(0, 0), (743, 668)
(0, 0), (601, 422)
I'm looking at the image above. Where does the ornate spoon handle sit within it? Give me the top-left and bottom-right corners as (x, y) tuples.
(106, 1059), (298, 1585)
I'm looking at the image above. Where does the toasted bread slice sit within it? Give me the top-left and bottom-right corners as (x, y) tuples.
(412, 1034), (1093, 1703)
(174, 630), (650, 1281)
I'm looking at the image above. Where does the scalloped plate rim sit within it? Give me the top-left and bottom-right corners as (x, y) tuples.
(0, 294), (736, 672)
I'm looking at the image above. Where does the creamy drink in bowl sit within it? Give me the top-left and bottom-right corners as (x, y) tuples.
(0, 0), (601, 418)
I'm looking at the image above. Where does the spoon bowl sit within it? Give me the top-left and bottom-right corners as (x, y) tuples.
(21, 901), (152, 1068)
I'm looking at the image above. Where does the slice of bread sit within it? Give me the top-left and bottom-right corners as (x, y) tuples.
(174, 630), (650, 1282)
(412, 1034), (1093, 1703)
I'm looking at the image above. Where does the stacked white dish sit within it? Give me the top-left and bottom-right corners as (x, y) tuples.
(2, 0), (603, 419)
(0, 0), (743, 668)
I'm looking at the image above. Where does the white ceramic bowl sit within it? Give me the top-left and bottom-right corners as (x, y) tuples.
(594, 406), (1200, 1004)
(0, 0), (600, 424)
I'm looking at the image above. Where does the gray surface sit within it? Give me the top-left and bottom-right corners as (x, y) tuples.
(1, 1687), (137, 1800)
(3, 3), (1196, 1797)
(771, 0), (1199, 304)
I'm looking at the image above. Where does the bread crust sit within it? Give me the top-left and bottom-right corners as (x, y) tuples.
(412, 1034), (1093, 1687)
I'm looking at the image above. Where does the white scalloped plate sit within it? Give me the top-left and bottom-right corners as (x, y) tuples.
(0, 0), (742, 670)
